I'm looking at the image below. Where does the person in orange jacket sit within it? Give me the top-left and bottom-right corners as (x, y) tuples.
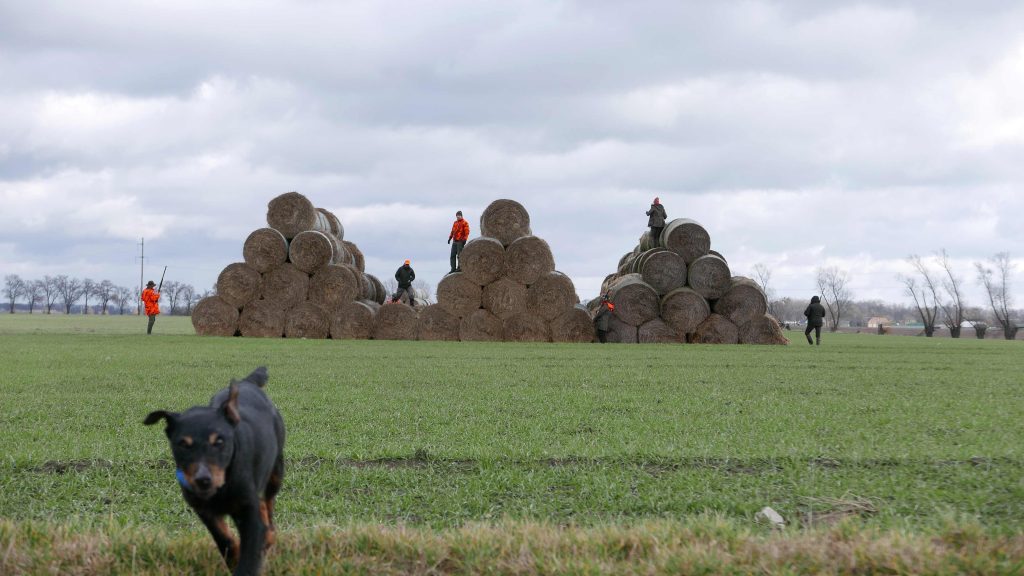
(141, 280), (161, 335)
(594, 294), (615, 343)
(447, 210), (470, 274)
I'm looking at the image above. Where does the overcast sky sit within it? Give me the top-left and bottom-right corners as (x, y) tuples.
(2, 0), (1022, 306)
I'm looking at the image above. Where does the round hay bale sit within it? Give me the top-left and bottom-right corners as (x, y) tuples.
(713, 276), (768, 326)
(289, 230), (335, 274)
(639, 318), (685, 344)
(309, 265), (360, 313)
(639, 230), (658, 251)
(660, 287), (711, 334)
(417, 304), (461, 341)
(436, 272), (482, 318)
(617, 251), (634, 271)
(261, 263), (309, 309)
(326, 233), (351, 266)
(636, 249), (687, 295)
(267, 192), (322, 239)
(355, 271), (374, 301)
(285, 302), (330, 339)
(242, 228), (289, 273)
(238, 299), (285, 338)
(192, 296), (239, 337)
(373, 302), (419, 340)
(216, 263), (262, 309)
(480, 199), (531, 246)
(527, 271), (576, 321)
(365, 274), (387, 305)
(709, 249), (727, 263)
(691, 313), (739, 344)
(600, 273), (621, 295)
(330, 300), (378, 340)
(504, 236), (555, 285)
(502, 312), (551, 342)
(459, 237), (506, 285)
(342, 241), (365, 272)
(607, 314), (639, 343)
(608, 273), (660, 327)
(618, 253), (637, 275)
(687, 254), (731, 300)
(737, 314), (790, 345)
(317, 208), (345, 240)
(481, 277), (527, 320)
(459, 309), (503, 341)
(662, 218), (711, 264)
(550, 306), (595, 343)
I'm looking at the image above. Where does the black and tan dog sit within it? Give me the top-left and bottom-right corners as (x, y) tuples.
(145, 366), (285, 576)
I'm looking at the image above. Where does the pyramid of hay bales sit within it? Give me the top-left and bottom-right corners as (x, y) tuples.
(418, 199), (593, 343)
(192, 192), (386, 338)
(593, 218), (788, 345)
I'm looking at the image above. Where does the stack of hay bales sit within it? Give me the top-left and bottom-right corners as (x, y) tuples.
(192, 192), (385, 338)
(594, 218), (788, 345)
(426, 199), (593, 343)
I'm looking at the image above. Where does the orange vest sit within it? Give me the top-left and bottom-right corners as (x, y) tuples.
(141, 288), (161, 316)
(449, 219), (470, 242)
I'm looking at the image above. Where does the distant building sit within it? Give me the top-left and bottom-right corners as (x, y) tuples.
(866, 316), (891, 328)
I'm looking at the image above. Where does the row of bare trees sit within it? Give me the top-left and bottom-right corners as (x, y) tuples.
(750, 251), (1018, 340)
(3, 274), (206, 316)
(900, 251), (1018, 339)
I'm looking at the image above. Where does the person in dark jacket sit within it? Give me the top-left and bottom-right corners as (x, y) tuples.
(646, 197), (667, 246)
(392, 259), (417, 307)
(593, 294), (615, 343)
(804, 295), (826, 345)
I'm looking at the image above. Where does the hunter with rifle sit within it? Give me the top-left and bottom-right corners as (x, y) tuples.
(141, 266), (166, 335)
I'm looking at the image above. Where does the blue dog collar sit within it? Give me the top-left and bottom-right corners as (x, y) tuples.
(175, 469), (191, 491)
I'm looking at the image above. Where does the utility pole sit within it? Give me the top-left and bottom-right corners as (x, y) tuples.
(138, 237), (145, 315)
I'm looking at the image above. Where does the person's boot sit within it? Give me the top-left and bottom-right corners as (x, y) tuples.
(806, 335), (813, 345)
(816, 338), (821, 346)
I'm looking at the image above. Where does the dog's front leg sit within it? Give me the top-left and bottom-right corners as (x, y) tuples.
(232, 503), (268, 576)
(196, 510), (239, 569)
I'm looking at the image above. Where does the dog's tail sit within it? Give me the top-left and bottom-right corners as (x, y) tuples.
(244, 366), (269, 387)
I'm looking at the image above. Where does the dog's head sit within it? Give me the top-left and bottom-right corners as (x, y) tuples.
(144, 377), (250, 500)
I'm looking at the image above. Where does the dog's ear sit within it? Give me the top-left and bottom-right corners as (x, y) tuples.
(143, 410), (178, 427)
(221, 381), (241, 425)
(245, 366), (269, 387)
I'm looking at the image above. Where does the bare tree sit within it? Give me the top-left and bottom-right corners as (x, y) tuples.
(975, 252), (1018, 340)
(115, 286), (133, 315)
(4, 274), (25, 313)
(81, 278), (96, 314)
(383, 278), (397, 301)
(42, 275), (60, 314)
(751, 263), (776, 318)
(413, 280), (434, 304)
(180, 284), (198, 314)
(96, 280), (115, 314)
(815, 266), (852, 332)
(26, 280), (44, 314)
(132, 285), (142, 315)
(935, 249), (968, 338)
(900, 255), (941, 337)
(55, 275), (84, 314)
(162, 280), (181, 314)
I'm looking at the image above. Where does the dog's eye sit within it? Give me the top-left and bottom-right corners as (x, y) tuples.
(177, 439), (192, 449)
(214, 437), (225, 447)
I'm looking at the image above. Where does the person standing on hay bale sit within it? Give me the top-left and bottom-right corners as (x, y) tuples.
(646, 197), (667, 246)
(141, 280), (161, 335)
(593, 294), (615, 343)
(447, 210), (471, 274)
(391, 259), (417, 307)
(804, 295), (826, 345)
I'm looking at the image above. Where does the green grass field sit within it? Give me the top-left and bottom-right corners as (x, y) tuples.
(2, 314), (1022, 574)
